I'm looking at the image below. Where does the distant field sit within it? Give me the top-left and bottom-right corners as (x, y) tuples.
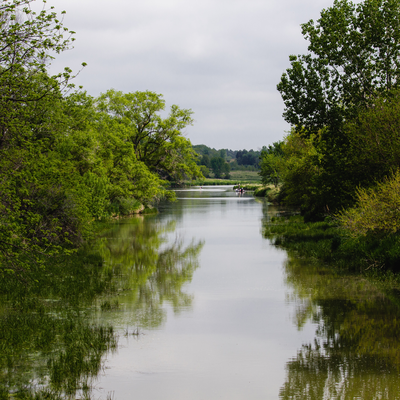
(182, 170), (262, 186)
(229, 170), (261, 182)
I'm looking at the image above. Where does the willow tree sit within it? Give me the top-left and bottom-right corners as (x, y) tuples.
(95, 89), (202, 183)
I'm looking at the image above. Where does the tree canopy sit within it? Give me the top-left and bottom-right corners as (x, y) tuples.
(267, 0), (400, 220)
(0, 1), (201, 278)
(277, 0), (400, 135)
(95, 89), (201, 182)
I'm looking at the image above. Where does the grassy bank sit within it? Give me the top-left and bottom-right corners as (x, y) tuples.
(229, 170), (261, 182)
(179, 170), (262, 187)
(253, 185), (282, 204)
(184, 179), (235, 186)
(264, 215), (400, 283)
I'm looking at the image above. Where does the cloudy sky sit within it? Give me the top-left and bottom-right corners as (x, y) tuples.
(46, 0), (344, 150)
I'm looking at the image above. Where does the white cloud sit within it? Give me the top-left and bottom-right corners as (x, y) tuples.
(47, 0), (351, 149)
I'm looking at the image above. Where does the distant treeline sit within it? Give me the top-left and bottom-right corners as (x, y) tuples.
(192, 145), (261, 178)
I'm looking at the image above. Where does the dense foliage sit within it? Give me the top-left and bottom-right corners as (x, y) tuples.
(277, 0), (400, 135)
(261, 0), (400, 213)
(260, 0), (400, 270)
(259, 141), (283, 187)
(0, 0), (201, 278)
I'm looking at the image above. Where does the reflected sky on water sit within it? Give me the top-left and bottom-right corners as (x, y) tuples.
(95, 187), (317, 400)
(3, 186), (400, 399)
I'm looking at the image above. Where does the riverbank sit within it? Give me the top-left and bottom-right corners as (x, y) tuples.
(3, 186), (400, 399)
(263, 214), (400, 286)
(178, 170), (262, 187)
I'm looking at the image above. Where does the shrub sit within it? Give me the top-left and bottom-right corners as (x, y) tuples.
(337, 171), (400, 237)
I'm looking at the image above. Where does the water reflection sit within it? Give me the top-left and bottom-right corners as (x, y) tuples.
(279, 253), (400, 399)
(95, 217), (204, 330)
(0, 303), (117, 399)
(0, 216), (203, 398)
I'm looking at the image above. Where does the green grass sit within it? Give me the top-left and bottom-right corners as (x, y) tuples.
(229, 170), (261, 182)
(184, 170), (262, 187)
(187, 178), (235, 186)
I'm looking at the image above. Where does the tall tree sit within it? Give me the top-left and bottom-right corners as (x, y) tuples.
(277, 0), (400, 135)
(0, 1), (86, 277)
(259, 141), (284, 187)
(95, 89), (201, 183)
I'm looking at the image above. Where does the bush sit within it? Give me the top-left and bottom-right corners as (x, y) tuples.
(107, 197), (143, 216)
(254, 187), (270, 197)
(337, 171), (400, 237)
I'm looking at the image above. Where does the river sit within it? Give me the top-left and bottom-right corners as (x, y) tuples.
(2, 186), (400, 399)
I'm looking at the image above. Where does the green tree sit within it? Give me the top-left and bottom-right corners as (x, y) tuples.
(95, 89), (202, 183)
(200, 154), (211, 168)
(94, 119), (169, 205)
(199, 165), (210, 178)
(222, 160), (230, 179)
(210, 157), (225, 178)
(259, 141), (284, 187)
(278, 131), (322, 216)
(344, 90), (400, 183)
(0, 1), (88, 277)
(235, 149), (260, 167)
(312, 89), (400, 213)
(0, 0), (85, 150)
(275, 0), (400, 216)
(277, 0), (400, 135)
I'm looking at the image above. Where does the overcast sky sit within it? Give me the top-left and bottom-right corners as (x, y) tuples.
(46, 0), (345, 150)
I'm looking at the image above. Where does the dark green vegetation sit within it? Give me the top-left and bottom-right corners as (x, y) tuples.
(0, 216), (203, 399)
(264, 215), (400, 273)
(259, 0), (400, 271)
(0, 0), (201, 281)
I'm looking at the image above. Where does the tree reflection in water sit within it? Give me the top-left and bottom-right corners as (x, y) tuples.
(280, 254), (400, 400)
(95, 216), (204, 329)
(0, 216), (203, 399)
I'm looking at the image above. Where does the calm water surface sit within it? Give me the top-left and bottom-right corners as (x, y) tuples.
(94, 186), (317, 399)
(3, 186), (400, 399)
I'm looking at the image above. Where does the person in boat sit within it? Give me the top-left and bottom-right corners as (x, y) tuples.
(235, 186), (245, 194)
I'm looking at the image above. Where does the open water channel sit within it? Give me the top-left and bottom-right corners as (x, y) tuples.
(3, 186), (400, 399)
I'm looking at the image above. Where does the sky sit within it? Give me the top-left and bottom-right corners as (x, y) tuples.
(45, 0), (345, 150)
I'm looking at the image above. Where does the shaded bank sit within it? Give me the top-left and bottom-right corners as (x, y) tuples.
(263, 213), (400, 274)
(259, 205), (400, 398)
